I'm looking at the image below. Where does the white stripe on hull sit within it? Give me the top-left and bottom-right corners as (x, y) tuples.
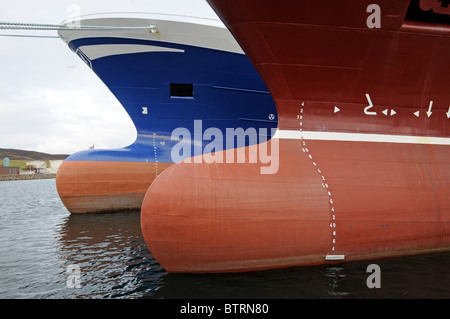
(274, 130), (450, 145)
(78, 44), (184, 60)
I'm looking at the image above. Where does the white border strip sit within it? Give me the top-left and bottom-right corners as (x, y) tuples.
(60, 12), (223, 28)
(273, 130), (450, 145)
(78, 44), (184, 60)
(58, 15), (244, 55)
(325, 255), (345, 261)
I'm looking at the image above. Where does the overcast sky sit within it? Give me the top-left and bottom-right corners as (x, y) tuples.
(0, 0), (218, 155)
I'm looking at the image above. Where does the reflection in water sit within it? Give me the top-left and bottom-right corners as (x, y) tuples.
(152, 252), (450, 299)
(325, 266), (350, 298)
(152, 264), (358, 299)
(55, 211), (450, 299)
(0, 179), (449, 299)
(55, 210), (373, 299)
(56, 211), (165, 298)
(54, 210), (374, 299)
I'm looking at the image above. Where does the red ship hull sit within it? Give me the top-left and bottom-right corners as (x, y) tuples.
(141, 0), (450, 272)
(142, 139), (449, 272)
(57, 161), (172, 214)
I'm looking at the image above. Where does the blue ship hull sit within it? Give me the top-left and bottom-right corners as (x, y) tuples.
(56, 15), (277, 213)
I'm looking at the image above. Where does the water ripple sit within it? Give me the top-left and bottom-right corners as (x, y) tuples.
(0, 179), (449, 299)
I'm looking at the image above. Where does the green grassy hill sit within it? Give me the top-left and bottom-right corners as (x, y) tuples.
(0, 148), (69, 169)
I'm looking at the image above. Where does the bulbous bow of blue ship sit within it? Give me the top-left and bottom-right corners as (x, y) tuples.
(56, 14), (278, 214)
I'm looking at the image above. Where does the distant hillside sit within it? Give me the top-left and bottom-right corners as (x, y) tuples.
(0, 148), (69, 161)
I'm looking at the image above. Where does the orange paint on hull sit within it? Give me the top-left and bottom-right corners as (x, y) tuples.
(56, 161), (172, 213)
(141, 139), (450, 273)
(140, 0), (450, 272)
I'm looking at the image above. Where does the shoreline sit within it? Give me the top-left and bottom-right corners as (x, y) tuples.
(0, 174), (56, 181)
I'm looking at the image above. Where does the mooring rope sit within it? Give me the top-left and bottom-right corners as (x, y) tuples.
(0, 21), (153, 38)
(0, 21), (151, 31)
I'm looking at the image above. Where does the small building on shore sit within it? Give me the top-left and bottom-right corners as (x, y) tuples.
(26, 161), (47, 174)
(0, 166), (20, 175)
(1, 157), (19, 175)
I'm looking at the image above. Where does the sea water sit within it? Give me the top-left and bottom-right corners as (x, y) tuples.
(0, 178), (448, 299)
